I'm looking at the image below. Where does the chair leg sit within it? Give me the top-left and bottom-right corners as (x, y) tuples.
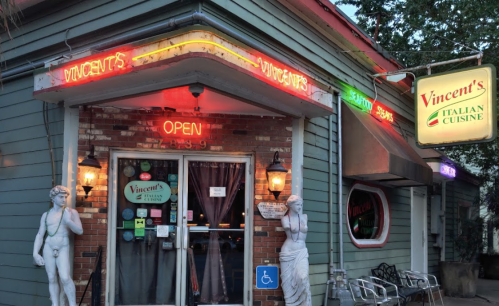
(427, 290), (433, 306)
(437, 288), (444, 306)
(429, 288), (436, 306)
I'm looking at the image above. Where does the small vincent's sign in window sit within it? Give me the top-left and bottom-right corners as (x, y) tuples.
(347, 183), (390, 248)
(348, 190), (381, 239)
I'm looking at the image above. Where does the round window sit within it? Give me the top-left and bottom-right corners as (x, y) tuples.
(346, 183), (390, 248)
(348, 189), (382, 239)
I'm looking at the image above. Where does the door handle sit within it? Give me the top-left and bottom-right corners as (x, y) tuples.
(183, 225), (188, 250)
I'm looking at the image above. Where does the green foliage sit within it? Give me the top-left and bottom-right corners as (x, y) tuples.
(336, 0), (499, 71)
(335, 0), (498, 201)
(453, 217), (485, 262)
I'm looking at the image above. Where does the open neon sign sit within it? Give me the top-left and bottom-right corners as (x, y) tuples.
(63, 52), (127, 83)
(163, 121), (202, 136)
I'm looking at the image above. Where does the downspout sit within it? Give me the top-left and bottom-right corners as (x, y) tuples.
(441, 181), (447, 261)
(337, 94), (344, 270)
(329, 108), (334, 277)
(326, 95), (345, 305)
(329, 92), (344, 276)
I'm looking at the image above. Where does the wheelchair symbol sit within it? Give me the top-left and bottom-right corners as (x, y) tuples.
(261, 271), (273, 285)
(256, 266), (278, 289)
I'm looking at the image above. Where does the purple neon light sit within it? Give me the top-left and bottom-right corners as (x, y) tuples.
(440, 164), (456, 178)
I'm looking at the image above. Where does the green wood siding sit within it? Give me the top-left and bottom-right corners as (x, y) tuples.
(0, 76), (64, 306)
(310, 264), (329, 306)
(342, 180), (412, 279)
(302, 114), (337, 304)
(1, 1), (179, 62)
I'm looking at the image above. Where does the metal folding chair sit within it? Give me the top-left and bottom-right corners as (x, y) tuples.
(400, 270), (444, 306)
(348, 278), (394, 305)
(365, 276), (402, 306)
(371, 262), (425, 306)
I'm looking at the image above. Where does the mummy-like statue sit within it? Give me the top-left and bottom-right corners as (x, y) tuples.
(279, 195), (312, 306)
(33, 186), (83, 306)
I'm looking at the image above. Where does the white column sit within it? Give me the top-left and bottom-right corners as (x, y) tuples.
(291, 117), (304, 197)
(62, 107), (80, 208)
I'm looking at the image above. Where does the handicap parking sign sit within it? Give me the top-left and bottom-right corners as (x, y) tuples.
(256, 265), (279, 289)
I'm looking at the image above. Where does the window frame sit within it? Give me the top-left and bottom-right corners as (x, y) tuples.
(346, 182), (390, 248)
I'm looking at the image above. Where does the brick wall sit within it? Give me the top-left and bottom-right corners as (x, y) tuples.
(75, 106), (293, 305)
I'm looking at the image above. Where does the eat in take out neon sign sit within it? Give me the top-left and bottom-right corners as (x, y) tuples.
(163, 121), (202, 136)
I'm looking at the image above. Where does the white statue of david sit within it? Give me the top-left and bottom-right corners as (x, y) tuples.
(33, 185), (83, 306)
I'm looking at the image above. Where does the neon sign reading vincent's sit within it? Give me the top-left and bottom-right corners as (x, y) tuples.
(257, 58), (307, 91)
(163, 121), (202, 136)
(63, 52), (126, 83)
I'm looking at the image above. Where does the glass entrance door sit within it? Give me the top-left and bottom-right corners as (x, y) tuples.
(183, 157), (248, 305)
(109, 153), (250, 306)
(112, 155), (181, 306)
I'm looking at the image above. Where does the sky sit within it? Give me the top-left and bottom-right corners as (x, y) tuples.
(334, 3), (359, 23)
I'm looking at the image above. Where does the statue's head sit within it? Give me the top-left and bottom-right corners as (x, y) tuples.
(286, 195), (303, 213)
(49, 185), (70, 202)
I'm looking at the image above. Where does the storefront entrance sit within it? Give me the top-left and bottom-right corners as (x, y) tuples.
(107, 151), (252, 306)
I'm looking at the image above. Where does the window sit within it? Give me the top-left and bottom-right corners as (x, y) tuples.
(347, 183), (390, 248)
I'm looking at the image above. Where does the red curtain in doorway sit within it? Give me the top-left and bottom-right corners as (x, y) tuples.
(189, 161), (245, 303)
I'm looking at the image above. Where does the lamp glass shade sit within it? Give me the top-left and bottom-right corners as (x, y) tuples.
(267, 171), (287, 192)
(79, 165), (100, 188)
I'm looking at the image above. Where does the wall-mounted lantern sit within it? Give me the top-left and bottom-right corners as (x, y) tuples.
(78, 145), (101, 198)
(266, 151), (288, 200)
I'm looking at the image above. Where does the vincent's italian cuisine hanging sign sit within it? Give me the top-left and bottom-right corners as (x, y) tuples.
(416, 64), (497, 148)
(124, 181), (171, 204)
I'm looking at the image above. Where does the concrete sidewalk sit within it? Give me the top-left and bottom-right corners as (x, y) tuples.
(407, 278), (499, 306)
